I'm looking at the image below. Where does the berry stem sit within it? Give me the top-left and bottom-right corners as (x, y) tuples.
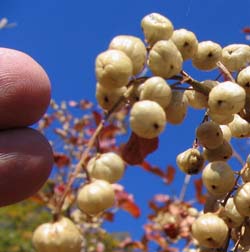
(216, 61), (235, 82)
(179, 174), (191, 201)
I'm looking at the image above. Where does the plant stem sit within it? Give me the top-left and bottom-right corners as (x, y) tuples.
(216, 61), (235, 82)
(179, 174), (191, 202)
(54, 83), (137, 217)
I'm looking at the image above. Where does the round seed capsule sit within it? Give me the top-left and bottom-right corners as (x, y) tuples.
(176, 148), (204, 174)
(192, 41), (222, 71)
(203, 140), (233, 162)
(192, 213), (229, 248)
(129, 100), (166, 139)
(140, 76), (172, 108)
(184, 88), (208, 109)
(241, 166), (250, 183)
(109, 35), (147, 75)
(32, 217), (82, 252)
(234, 182), (250, 217)
(208, 109), (234, 125)
(141, 13), (173, 46)
(219, 198), (244, 228)
(219, 125), (232, 142)
(95, 49), (132, 89)
(96, 83), (126, 111)
(202, 161), (235, 198)
(77, 179), (115, 216)
(87, 152), (125, 183)
(221, 44), (250, 72)
(237, 66), (250, 95)
(165, 91), (188, 125)
(171, 28), (198, 60)
(196, 121), (224, 149)
(208, 81), (246, 115)
(228, 114), (250, 138)
(148, 40), (183, 79)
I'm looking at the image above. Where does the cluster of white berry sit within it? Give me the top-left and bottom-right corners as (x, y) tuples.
(31, 12), (250, 252)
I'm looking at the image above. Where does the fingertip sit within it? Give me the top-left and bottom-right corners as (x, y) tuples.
(0, 48), (51, 129)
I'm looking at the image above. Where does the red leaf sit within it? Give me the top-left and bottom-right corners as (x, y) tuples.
(114, 185), (141, 218)
(242, 27), (250, 34)
(102, 212), (114, 222)
(121, 133), (158, 165)
(99, 124), (119, 139)
(194, 178), (206, 204)
(92, 110), (102, 126)
(164, 165), (176, 184)
(54, 153), (70, 168)
(119, 201), (141, 218)
(79, 99), (93, 109)
(140, 161), (165, 177)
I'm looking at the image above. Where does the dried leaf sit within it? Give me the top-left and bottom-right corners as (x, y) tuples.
(93, 110), (102, 126)
(121, 133), (158, 165)
(99, 124), (119, 139)
(54, 128), (68, 138)
(54, 153), (70, 168)
(114, 186), (141, 218)
(194, 178), (206, 204)
(242, 27), (250, 34)
(140, 161), (165, 177)
(120, 201), (141, 218)
(164, 165), (176, 184)
(102, 212), (114, 222)
(79, 99), (93, 109)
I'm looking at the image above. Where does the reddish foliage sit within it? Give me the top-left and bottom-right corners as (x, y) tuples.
(102, 212), (115, 222)
(53, 152), (70, 168)
(165, 166), (175, 184)
(92, 110), (102, 126)
(140, 161), (165, 177)
(113, 184), (141, 218)
(79, 99), (93, 109)
(68, 99), (93, 109)
(140, 162), (176, 184)
(242, 27), (250, 33)
(194, 178), (206, 204)
(121, 133), (158, 165)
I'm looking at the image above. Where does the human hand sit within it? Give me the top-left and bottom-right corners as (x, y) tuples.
(0, 48), (53, 206)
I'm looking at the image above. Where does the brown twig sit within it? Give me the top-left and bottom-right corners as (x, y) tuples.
(216, 61), (235, 82)
(54, 82), (137, 218)
(181, 70), (212, 95)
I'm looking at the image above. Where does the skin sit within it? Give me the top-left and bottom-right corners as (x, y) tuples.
(0, 48), (53, 206)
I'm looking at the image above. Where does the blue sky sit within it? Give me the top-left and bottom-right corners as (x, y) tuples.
(1, 0), (250, 244)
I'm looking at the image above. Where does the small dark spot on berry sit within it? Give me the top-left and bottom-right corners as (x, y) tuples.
(153, 123), (159, 130)
(183, 41), (189, 47)
(216, 132), (220, 136)
(104, 96), (109, 103)
(223, 156), (228, 159)
(206, 237), (214, 242)
(217, 100), (223, 106)
(211, 185), (217, 189)
(170, 65), (174, 69)
(208, 52), (213, 58)
(245, 82), (250, 88)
